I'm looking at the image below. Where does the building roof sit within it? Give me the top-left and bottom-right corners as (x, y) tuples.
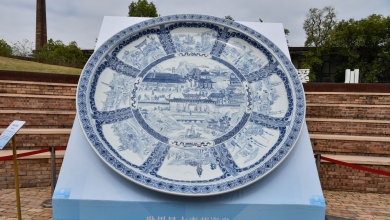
(200, 71), (211, 76)
(230, 93), (245, 97)
(208, 93), (225, 98)
(196, 78), (215, 83)
(166, 98), (215, 104)
(183, 93), (202, 99)
(143, 73), (186, 84)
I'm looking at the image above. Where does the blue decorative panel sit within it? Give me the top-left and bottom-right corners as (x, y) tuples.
(77, 15), (306, 196)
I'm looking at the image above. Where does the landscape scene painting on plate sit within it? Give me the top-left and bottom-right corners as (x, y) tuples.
(137, 56), (246, 143)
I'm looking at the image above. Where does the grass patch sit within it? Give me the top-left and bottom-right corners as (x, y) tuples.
(0, 56), (82, 75)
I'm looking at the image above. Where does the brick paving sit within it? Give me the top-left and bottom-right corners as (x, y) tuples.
(0, 187), (52, 220)
(325, 190), (390, 220)
(0, 187), (389, 219)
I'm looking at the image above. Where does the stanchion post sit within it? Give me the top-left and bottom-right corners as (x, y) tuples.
(316, 154), (321, 171)
(12, 135), (22, 220)
(50, 146), (56, 195)
(42, 146), (56, 208)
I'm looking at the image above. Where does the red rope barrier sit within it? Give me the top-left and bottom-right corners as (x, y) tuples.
(0, 148), (49, 161)
(0, 147), (67, 161)
(1, 148), (389, 177)
(316, 155), (390, 177)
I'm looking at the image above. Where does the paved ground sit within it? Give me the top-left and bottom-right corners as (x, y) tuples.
(0, 187), (52, 220)
(325, 191), (390, 220)
(0, 187), (389, 220)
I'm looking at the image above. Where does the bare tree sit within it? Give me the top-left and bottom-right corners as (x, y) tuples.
(11, 39), (34, 57)
(301, 6), (337, 81)
(303, 6), (337, 48)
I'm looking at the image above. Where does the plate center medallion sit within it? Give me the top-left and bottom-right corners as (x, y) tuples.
(136, 54), (248, 146)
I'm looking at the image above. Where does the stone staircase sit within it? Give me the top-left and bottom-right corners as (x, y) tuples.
(2, 80), (389, 155)
(306, 92), (390, 156)
(306, 92), (390, 193)
(1, 79), (389, 192)
(0, 80), (76, 150)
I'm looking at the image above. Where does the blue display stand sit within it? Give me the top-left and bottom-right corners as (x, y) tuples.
(53, 17), (325, 220)
(53, 118), (325, 220)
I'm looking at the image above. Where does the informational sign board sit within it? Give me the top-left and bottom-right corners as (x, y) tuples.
(0, 120), (26, 149)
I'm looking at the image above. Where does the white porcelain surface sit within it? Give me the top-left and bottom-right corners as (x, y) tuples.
(77, 15), (306, 196)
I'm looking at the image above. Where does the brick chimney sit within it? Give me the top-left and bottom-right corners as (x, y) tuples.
(36, 0), (47, 50)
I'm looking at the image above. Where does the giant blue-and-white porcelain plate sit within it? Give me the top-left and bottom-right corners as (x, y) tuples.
(77, 15), (306, 196)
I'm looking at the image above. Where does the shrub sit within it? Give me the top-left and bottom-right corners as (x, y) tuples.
(35, 39), (86, 66)
(0, 39), (12, 57)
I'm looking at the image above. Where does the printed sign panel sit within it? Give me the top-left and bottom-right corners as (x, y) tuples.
(53, 188), (72, 199)
(0, 120), (26, 150)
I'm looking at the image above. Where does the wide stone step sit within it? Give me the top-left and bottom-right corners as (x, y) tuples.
(0, 150), (65, 189)
(0, 128), (71, 150)
(0, 80), (77, 96)
(307, 118), (390, 137)
(305, 92), (390, 105)
(0, 94), (76, 111)
(310, 134), (390, 157)
(318, 154), (390, 166)
(317, 154), (390, 193)
(306, 103), (390, 120)
(0, 110), (76, 128)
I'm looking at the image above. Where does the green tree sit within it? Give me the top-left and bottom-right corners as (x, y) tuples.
(128, 0), (158, 17)
(224, 15), (234, 21)
(35, 39), (86, 66)
(284, 28), (290, 36)
(0, 39), (12, 57)
(330, 14), (390, 83)
(301, 6), (337, 81)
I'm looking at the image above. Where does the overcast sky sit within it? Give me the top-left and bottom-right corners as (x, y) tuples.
(1, 0), (389, 49)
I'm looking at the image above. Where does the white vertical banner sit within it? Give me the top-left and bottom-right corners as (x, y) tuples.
(344, 69), (351, 83)
(350, 70), (355, 84)
(354, 69), (359, 83)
